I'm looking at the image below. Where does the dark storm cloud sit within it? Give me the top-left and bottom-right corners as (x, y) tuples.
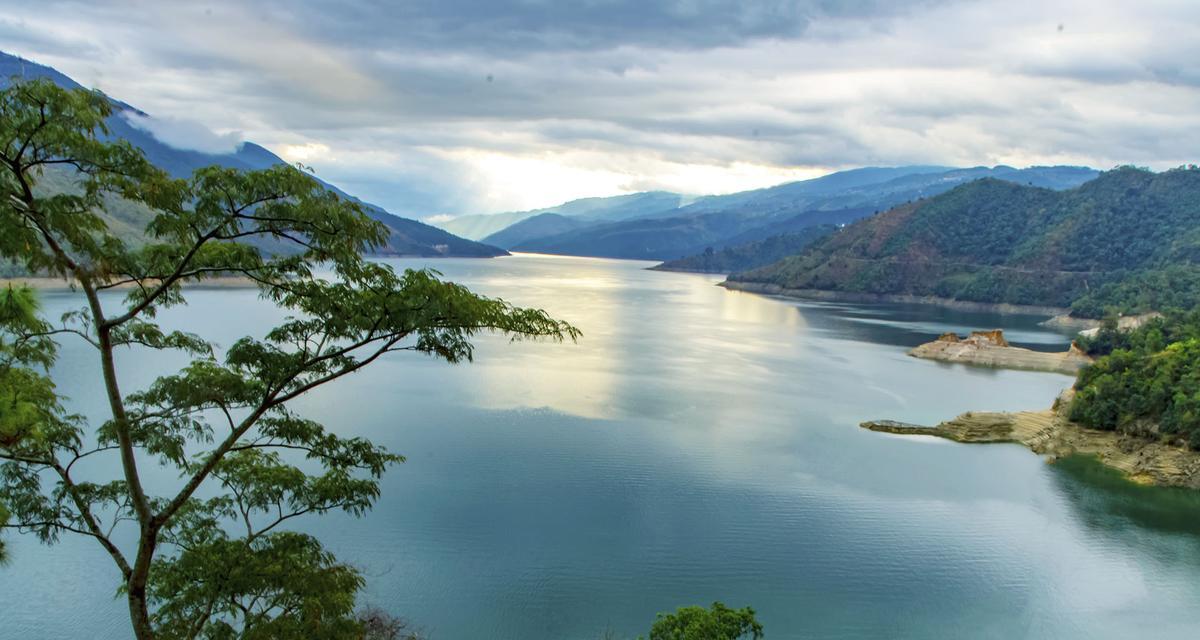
(260, 0), (936, 54)
(1, 0), (1198, 215)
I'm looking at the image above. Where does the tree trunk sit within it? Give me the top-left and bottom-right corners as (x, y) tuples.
(127, 533), (158, 640)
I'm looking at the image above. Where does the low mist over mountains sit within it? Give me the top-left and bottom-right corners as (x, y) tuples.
(434, 165), (1099, 262)
(0, 52), (504, 259)
(728, 166), (1200, 318)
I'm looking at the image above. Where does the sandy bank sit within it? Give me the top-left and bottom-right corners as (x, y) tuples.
(908, 329), (1091, 375)
(861, 401), (1200, 489)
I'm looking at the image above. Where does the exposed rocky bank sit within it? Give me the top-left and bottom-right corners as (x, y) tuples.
(908, 329), (1092, 375)
(862, 392), (1200, 489)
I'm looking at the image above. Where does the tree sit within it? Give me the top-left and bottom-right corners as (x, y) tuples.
(646, 602), (764, 640)
(0, 78), (579, 639)
(0, 283), (63, 566)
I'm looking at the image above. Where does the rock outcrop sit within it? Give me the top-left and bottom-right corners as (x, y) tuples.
(861, 393), (1200, 490)
(908, 329), (1091, 375)
(1040, 311), (1163, 334)
(1077, 312), (1163, 338)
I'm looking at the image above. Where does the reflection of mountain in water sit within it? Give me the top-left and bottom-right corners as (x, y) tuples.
(787, 300), (1078, 352)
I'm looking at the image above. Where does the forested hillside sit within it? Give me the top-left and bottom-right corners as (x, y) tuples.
(729, 167), (1200, 317)
(1070, 312), (1200, 448)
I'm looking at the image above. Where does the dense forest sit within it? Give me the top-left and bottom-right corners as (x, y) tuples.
(729, 167), (1200, 317)
(653, 226), (836, 273)
(1070, 312), (1200, 448)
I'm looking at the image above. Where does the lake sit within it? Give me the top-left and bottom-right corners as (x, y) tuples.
(4, 253), (1200, 639)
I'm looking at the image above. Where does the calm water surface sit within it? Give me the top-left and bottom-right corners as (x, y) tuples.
(3, 254), (1200, 639)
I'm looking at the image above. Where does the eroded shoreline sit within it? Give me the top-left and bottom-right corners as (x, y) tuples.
(907, 330), (1092, 375)
(862, 403), (1200, 489)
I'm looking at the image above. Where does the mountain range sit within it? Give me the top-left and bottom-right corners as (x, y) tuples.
(439, 191), (689, 241)
(436, 165), (1100, 262)
(727, 166), (1200, 318)
(0, 52), (504, 258)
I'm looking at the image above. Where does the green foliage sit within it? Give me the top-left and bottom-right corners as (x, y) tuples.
(353, 606), (425, 640)
(645, 602), (763, 640)
(1070, 312), (1200, 448)
(732, 167), (1200, 317)
(148, 531), (364, 640)
(0, 78), (578, 638)
(0, 285), (70, 448)
(1069, 266), (1200, 318)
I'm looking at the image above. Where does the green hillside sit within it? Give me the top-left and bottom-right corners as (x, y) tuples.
(1071, 312), (1200, 448)
(728, 167), (1200, 318)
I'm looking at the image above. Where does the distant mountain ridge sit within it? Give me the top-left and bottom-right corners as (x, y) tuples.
(727, 167), (1200, 318)
(472, 165), (1099, 261)
(652, 225), (838, 274)
(438, 191), (688, 240)
(0, 51), (504, 258)
(481, 213), (594, 248)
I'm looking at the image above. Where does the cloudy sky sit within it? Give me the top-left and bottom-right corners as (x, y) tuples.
(1, 0), (1197, 218)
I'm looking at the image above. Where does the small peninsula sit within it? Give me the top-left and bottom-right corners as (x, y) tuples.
(862, 392), (1200, 489)
(908, 329), (1092, 375)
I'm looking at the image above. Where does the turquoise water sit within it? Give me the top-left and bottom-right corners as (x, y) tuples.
(3, 254), (1200, 639)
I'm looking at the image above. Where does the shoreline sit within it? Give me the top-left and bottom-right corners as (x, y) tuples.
(861, 401), (1200, 490)
(720, 280), (1072, 317)
(648, 265), (728, 275)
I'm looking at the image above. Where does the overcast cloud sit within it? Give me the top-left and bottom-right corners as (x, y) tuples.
(1, 0), (1197, 217)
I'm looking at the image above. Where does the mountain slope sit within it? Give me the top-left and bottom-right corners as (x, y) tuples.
(505, 166), (1099, 261)
(652, 225), (838, 274)
(436, 191), (686, 240)
(728, 167), (1200, 317)
(0, 51), (504, 258)
(508, 210), (788, 260)
(481, 213), (595, 249)
(640, 165), (1096, 222)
